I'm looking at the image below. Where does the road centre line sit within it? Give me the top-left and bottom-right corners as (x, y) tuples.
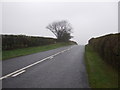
(11, 70), (26, 77)
(0, 46), (74, 80)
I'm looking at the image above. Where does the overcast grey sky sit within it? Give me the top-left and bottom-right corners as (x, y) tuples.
(1, 1), (118, 44)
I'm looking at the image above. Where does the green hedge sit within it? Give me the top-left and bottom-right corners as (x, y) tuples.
(88, 33), (120, 70)
(2, 35), (57, 50)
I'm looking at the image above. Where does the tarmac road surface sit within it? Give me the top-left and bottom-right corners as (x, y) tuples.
(2, 45), (89, 88)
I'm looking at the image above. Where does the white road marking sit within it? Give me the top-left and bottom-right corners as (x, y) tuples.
(49, 56), (53, 59)
(0, 46), (75, 80)
(11, 70), (26, 77)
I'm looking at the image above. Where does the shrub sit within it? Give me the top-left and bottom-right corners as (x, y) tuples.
(2, 35), (57, 50)
(88, 33), (120, 70)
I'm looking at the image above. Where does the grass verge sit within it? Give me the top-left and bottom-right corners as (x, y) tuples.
(3, 42), (74, 60)
(85, 45), (118, 88)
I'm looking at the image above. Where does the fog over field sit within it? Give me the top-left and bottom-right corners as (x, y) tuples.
(1, 0), (118, 44)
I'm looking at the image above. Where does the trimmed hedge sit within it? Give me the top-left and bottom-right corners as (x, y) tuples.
(2, 35), (77, 50)
(88, 33), (120, 70)
(2, 35), (57, 50)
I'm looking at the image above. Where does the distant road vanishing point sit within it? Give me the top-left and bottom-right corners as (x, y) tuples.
(2, 45), (89, 88)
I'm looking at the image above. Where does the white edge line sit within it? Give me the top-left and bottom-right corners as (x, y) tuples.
(0, 46), (74, 80)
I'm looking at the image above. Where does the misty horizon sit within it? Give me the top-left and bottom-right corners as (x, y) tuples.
(1, 2), (118, 44)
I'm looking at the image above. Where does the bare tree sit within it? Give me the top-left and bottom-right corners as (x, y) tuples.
(46, 20), (73, 42)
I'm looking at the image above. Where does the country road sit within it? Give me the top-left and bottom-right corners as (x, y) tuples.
(2, 45), (89, 88)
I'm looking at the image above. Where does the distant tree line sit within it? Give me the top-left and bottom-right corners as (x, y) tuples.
(88, 33), (120, 70)
(2, 35), (57, 50)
